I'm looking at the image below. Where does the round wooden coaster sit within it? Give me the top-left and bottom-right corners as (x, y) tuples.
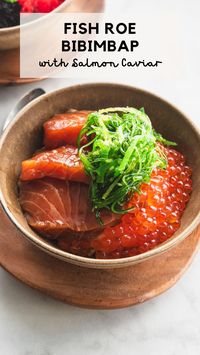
(0, 0), (104, 85)
(0, 207), (199, 309)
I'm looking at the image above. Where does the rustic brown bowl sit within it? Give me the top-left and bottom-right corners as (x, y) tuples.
(0, 0), (105, 50)
(0, 83), (199, 269)
(0, 0), (105, 84)
(0, 1), (72, 84)
(0, 0), (72, 50)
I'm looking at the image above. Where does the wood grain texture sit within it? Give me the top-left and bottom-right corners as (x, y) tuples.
(0, 0), (104, 85)
(0, 207), (199, 309)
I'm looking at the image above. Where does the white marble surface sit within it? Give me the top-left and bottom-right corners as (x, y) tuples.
(0, 1), (200, 354)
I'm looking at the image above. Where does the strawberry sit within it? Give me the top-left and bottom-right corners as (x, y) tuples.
(18, 0), (27, 5)
(19, 0), (63, 13)
(35, 0), (63, 13)
(20, 0), (35, 12)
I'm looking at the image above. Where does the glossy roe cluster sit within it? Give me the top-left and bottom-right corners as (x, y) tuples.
(58, 146), (192, 259)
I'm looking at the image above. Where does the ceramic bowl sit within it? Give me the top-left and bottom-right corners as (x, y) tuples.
(0, 0), (105, 50)
(0, 83), (199, 269)
(0, 0), (105, 84)
(0, 0), (71, 50)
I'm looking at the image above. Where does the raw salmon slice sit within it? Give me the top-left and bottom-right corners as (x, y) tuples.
(19, 178), (117, 239)
(43, 110), (91, 149)
(20, 145), (89, 184)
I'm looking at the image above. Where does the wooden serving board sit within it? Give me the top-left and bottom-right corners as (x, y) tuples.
(0, 207), (199, 309)
(0, 0), (104, 85)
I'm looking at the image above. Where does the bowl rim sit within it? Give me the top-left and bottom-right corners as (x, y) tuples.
(0, 82), (200, 268)
(0, 0), (71, 33)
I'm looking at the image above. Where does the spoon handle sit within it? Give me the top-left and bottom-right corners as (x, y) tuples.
(2, 88), (46, 132)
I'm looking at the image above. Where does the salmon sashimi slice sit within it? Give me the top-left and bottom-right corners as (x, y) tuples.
(43, 110), (91, 149)
(19, 178), (118, 239)
(20, 145), (89, 184)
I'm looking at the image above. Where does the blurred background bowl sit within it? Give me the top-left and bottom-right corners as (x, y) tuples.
(0, 0), (105, 84)
(0, 0), (72, 50)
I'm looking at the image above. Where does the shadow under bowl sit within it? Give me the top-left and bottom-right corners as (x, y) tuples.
(0, 83), (199, 269)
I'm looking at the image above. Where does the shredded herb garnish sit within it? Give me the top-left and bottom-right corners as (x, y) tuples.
(78, 107), (176, 218)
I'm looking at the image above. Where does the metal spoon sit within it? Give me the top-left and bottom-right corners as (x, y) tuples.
(2, 88), (46, 132)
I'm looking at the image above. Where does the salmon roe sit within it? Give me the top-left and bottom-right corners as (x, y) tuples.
(58, 146), (192, 259)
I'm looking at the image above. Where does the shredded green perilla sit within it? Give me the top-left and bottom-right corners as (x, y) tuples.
(78, 107), (176, 218)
